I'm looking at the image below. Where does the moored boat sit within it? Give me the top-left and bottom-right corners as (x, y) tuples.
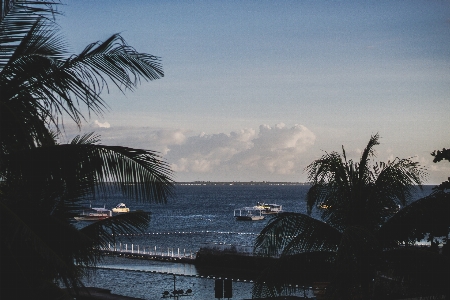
(254, 202), (283, 214)
(234, 207), (265, 221)
(74, 206), (112, 221)
(112, 203), (130, 213)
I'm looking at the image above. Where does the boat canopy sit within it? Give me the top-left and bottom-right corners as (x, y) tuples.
(91, 207), (111, 212)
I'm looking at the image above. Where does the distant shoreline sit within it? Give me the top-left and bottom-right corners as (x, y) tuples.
(175, 181), (309, 186)
(173, 182), (436, 187)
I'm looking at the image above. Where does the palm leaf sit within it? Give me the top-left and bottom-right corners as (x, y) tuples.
(377, 191), (450, 249)
(257, 134), (431, 297)
(373, 158), (426, 206)
(1, 15), (163, 153)
(0, 198), (87, 294)
(3, 135), (174, 207)
(1, 2), (170, 297)
(357, 133), (379, 181)
(305, 134), (427, 232)
(80, 210), (151, 248)
(254, 212), (341, 257)
(305, 151), (349, 213)
(0, 0), (60, 70)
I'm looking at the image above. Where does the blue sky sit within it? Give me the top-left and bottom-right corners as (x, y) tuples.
(59, 1), (450, 184)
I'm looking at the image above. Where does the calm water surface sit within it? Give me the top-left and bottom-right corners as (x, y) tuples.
(79, 184), (434, 299)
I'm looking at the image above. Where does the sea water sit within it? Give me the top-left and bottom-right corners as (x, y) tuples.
(79, 184), (434, 300)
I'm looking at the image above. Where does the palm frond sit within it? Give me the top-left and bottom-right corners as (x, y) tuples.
(1, 2), (169, 297)
(252, 251), (334, 299)
(73, 33), (163, 90)
(255, 135), (436, 297)
(0, 0), (60, 70)
(357, 133), (379, 180)
(377, 191), (450, 248)
(0, 14), (83, 155)
(3, 139), (174, 205)
(70, 132), (100, 145)
(373, 157), (426, 207)
(254, 212), (341, 257)
(305, 151), (350, 214)
(79, 210), (151, 247)
(304, 134), (427, 231)
(1, 20), (163, 151)
(5, 144), (173, 203)
(0, 198), (87, 293)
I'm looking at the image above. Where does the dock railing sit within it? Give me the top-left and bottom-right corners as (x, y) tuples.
(100, 242), (278, 260)
(101, 243), (196, 260)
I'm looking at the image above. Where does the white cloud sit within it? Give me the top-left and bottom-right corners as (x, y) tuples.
(94, 120), (110, 128)
(59, 123), (448, 184)
(167, 124), (316, 177)
(57, 123), (318, 181)
(104, 128), (189, 155)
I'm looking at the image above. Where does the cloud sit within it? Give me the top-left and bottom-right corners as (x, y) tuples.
(167, 123), (316, 177)
(57, 123), (316, 181)
(55, 122), (447, 184)
(94, 120), (110, 128)
(99, 127), (188, 155)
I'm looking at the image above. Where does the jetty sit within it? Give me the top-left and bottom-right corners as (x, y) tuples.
(100, 243), (196, 263)
(98, 243), (328, 298)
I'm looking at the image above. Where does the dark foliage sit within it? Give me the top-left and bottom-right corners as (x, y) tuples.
(0, 1), (173, 298)
(254, 134), (450, 299)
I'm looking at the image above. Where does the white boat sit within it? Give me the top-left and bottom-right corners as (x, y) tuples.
(74, 206), (112, 221)
(234, 207), (265, 221)
(318, 203), (330, 209)
(254, 202), (283, 214)
(112, 203), (130, 213)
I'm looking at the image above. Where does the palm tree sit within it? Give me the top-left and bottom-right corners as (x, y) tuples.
(254, 134), (450, 299)
(0, 1), (173, 298)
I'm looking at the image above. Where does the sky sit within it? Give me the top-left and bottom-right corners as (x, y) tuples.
(58, 0), (450, 184)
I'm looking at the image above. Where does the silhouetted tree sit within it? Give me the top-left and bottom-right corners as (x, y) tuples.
(0, 1), (173, 299)
(431, 148), (450, 191)
(254, 134), (450, 299)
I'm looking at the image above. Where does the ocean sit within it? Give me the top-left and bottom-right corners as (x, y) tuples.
(79, 184), (434, 300)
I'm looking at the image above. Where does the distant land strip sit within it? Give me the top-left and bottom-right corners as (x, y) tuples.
(175, 181), (310, 186)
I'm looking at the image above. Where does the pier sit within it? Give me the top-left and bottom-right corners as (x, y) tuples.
(97, 243), (322, 298)
(100, 243), (196, 263)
